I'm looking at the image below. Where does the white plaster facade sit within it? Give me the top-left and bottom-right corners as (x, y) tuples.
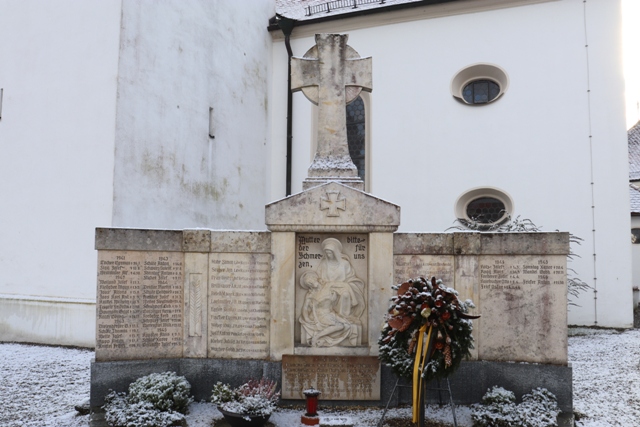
(0, 0), (275, 347)
(0, 0), (632, 347)
(0, 1), (121, 347)
(112, 1), (273, 230)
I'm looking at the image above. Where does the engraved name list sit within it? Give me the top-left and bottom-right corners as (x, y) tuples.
(96, 251), (183, 361)
(208, 253), (271, 359)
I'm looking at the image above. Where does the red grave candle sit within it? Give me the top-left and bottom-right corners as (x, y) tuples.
(303, 388), (321, 416)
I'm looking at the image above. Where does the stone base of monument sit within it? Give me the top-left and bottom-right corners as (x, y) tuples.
(219, 408), (271, 427)
(422, 361), (573, 411)
(88, 409), (107, 427)
(89, 359), (573, 424)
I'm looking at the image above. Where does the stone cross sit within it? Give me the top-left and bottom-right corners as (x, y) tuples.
(320, 190), (346, 217)
(291, 34), (372, 190)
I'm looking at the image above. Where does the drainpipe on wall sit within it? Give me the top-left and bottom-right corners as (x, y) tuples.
(278, 15), (296, 196)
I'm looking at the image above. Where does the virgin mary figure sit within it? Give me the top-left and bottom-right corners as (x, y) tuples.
(299, 238), (366, 347)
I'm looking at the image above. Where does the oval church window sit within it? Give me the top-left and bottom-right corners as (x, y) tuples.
(454, 187), (513, 230)
(462, 79), (500, 104)
(450, 63), (509, 105)
(465, 197), (506, 224)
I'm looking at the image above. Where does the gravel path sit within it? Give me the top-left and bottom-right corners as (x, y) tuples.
(0, 328), (639, 426)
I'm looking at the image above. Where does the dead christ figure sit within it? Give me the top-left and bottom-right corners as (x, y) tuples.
(299, 238), (366, 347)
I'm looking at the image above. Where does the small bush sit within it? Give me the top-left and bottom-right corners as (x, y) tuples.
(481, 386), (516, 406)
(519, 388), (561, 427)
(211, 382), (238, 404)
(103, 372), (193, 427)
(472, 386), (560, 427)
(128, 372), (192, 413)
(104, 392), (185, 427)
(211, 378), (280, 416)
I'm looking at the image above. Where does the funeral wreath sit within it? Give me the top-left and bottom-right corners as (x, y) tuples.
(378, 276), (478, 381)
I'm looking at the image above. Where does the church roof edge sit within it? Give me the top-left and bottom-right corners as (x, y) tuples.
(268, 0), (460, 31)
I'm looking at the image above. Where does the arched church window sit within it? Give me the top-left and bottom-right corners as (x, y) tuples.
(346, 96), (366, 182)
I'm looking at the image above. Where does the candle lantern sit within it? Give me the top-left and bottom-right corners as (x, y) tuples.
(301, 388), (322, 425)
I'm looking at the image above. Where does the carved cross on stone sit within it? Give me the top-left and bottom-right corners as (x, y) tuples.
(291, 34), (372, 191)
(320, 190), (346, 217)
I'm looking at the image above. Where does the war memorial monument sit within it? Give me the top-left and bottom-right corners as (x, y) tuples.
(91, 34), (572, 423)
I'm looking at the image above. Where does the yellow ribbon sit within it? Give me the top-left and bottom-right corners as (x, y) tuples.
(412, 324), (433, 423)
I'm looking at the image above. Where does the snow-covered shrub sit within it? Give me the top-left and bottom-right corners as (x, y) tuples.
(471, 386), (560, 427)
(471, 386), (519, 427)
(518, 388), (561, 427)
(211, 381), (238, 404)
(103, 392), (185, 427)
(128, 372), (192, 413)
(482, 386), (517, 406)
(103, 372), (193, 427)
(211, 378), (280, 416)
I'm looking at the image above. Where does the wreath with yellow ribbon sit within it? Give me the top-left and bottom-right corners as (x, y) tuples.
(378, 277), (479, 422)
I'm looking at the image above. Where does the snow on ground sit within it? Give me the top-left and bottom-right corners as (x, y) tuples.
(185, 404), (471, 427)
(0, 343), (92, 427)
(0, 328), (639, 426)
(568, 328), (640, 427)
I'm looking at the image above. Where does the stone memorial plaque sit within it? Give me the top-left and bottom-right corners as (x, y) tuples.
(478, 255), (567, 364)
(282, 355), (380, 400)
(208, 253), (270, 359)
(96, 251), (184, 361)
(393, 255), (454, 285)
(295, 234), (368, 347)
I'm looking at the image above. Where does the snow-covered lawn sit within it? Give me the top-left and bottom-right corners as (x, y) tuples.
(0, 328), (638, 427)
(568, 328), (640, 426)
(0, 343), (92, 427)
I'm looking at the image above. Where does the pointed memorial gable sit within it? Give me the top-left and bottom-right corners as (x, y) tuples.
(265, 182), (400, 232)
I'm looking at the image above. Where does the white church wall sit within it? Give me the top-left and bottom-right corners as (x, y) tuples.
(0, 296), (96, 348)
(567, 0), (632, 327)
(111, 0), (275, 230)
(1, 0), (277, 347)
(269, 37), (316, 199)
(0, 1), (122, 346)
(270, 0), (631, 326)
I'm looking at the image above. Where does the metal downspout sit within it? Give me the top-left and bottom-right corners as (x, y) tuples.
(278, 16), (296, 196)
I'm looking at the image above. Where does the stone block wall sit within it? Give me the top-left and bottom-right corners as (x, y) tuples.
(92, 227), (572, 414)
